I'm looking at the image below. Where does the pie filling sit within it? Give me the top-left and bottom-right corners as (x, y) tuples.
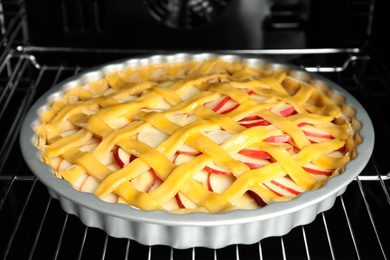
(35, 58), (359, 213)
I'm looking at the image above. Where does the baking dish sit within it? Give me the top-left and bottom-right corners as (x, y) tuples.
(19, 53), (374, 249)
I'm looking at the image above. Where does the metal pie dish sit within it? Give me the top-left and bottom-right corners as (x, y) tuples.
(20, 53), (374, 249)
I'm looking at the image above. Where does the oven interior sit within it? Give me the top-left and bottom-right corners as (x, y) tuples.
(1, 0), (389, 259)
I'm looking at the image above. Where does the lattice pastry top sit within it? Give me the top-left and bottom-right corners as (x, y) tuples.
(35, 58), (358, 213)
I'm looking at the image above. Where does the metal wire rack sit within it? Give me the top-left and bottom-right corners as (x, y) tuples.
(1, 1), (389, 260)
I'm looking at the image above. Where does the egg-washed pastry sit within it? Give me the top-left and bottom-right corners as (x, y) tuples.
(35, 58), (359, 213)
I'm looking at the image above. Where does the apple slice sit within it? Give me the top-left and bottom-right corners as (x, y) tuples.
(236, 193), (259, 210)
(163, 196), (180, 211)
(174, 153), (195, 165)
(300, 124), (333, 139)
(150, 168), (164, 182)
(138, 126), (169, 148)
(212, 96), (231, 112)
(140, 107), (165, 113)
(247, 190), (267, 207)
(271, 104), (295, 117)
(58, 159), (73, 170)
(249, 93), (268, 102)
(113, 146), (131, 168)
(239, 142), (293, 159)
(153, 98), (172, 110)
(180, 86), (201, 101)
(131, 170), (156, 192)
(176, 192), (198, 209)
(271, 177), (303, 196)
(80, 175), (99, 193)
(238, 148), (271, 159)
(239, 118), (270, 128)
(148, 178), (162, 192)
(72, 173), (89, 190)
(204, 96), (226, 110)
(327, 151), (344, 158)
(117, 197), (128, 204)
(60, 128), (79, 137)
(50, 157), (63, 171)
(202, 129), (233, 144)
(263, 177), (303, 197)
(303, 162), (333, 175)
(114, 95), (138, 103)
(78, 136), (100, 152)
(166, 113), (188, 126)
(183, 114), (199, 126)
(177, 144), (201, 154)
(102, 87), (118, 96)
(192, 170), (210, 188)
(218, 98), (239, 114)
(60, 121), (79, 137)
(100, 150), (121, 172)
(204, 163), (231, 175)
(208, 173), (236, 193)
(205, 96), (239, 114)
(308, 136), (334, 144)
(158, 81), (173, 88)
(231, 153), (269, 169)
(238, 115), (261, 121)
(102, 193), (119, 203)
(109, 116), (132, 129)
(263, 134), (291, 143)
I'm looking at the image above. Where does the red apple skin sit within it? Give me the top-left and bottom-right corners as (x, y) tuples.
(263, 183), (283, 197)
(113, 147), (139, 169)
(239, 119), (270, 128)
(278, 106), (295, 117)
(300, 124), (333, 139)
(211, 96), (239, 114)
(239, 115), (261, 121)
(147, 178), (162, 192)
(207, 175), (213, 192)
(303, 130), (333, 139)
(241, 162), (264, 169)
(212, 96), (230, 112)
(220, 103), (239, 114)
(176, 149), (202, 155)
(130, 154), (137, 162)
(247, 190), (267, 207)
(113, 147), (127, 168)
(302, 166), (332, 175)
(203, 166), (232, 175)
(175, 194), (186, 209)
(239, 149), (271, 159)
(150, 168), (165, 182)
(270, 180), (302, 196)
(263, 135), (291, 143)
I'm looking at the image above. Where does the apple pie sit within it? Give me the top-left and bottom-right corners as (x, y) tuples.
(34, 57), (359, 213)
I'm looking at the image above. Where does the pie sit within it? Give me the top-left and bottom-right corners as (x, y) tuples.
(34, 57), (359, 213)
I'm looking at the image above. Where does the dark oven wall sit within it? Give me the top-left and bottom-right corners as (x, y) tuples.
(25, 0), (369, 51)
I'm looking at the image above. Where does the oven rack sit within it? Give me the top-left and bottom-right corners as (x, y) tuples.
(0, 47), (389, 260)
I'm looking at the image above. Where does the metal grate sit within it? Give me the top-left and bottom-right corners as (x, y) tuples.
(1, 2), (390, 260)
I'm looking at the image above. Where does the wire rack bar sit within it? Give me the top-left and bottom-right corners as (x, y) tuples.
(2, 178), (37, 259)
(28, 196), (52, 260)
(356, 178), (388, 259)
(54, 213), (69, 260)
(340, 195), (361, 258)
